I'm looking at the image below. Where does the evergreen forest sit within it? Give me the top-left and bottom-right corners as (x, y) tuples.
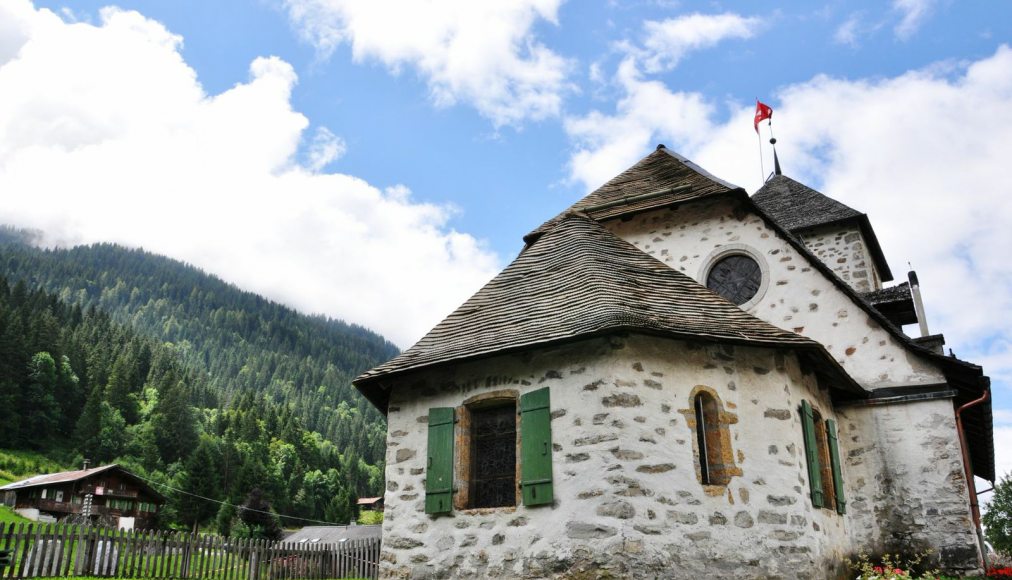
(0, 226), (400, 532)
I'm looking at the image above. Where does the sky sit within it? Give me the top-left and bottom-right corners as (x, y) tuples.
(1, 1), (1011, 479)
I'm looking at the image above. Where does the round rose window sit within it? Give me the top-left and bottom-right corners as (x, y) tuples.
(706, 255), (762, 305)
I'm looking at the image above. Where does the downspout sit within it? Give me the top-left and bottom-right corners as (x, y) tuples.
(955, 383), (990, 570)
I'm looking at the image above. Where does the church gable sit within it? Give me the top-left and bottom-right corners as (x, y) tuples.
(602, 190), (944, 389)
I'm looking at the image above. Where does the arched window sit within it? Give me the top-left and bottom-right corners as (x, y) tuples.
(693, 391), (734, 486)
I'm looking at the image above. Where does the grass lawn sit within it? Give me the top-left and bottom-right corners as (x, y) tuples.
(0, 505), (31, 525)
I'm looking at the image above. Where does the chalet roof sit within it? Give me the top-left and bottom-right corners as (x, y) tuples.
(523, 146), (743, 244)
(0, 464), (166, 501)
(752, 174), (893, 282)
(0, 464), (119, 490)
(284, 525), (382, 544)
(355, 213), (862, 407)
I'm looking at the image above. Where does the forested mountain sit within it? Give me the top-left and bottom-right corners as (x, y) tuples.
(0, 226), (400, 530)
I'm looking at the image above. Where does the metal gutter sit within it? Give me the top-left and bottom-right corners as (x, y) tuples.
(955, 381), (991, 570)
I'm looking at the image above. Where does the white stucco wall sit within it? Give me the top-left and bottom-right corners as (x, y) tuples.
(838, 399), (980, 571)
(380, 335), (861, 579)
(797, 224), (882, 293)
(601, 198), (944, 389)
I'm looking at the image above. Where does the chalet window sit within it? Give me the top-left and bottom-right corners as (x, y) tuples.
(470, 403), (517, 509)
(800, 400), (846, 514)
(684, 388), (740, 486)
(424, 387), (554, 515)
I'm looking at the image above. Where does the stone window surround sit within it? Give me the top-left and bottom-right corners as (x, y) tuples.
(697, 244), (771, 311)
(679, 385), (742, 493)
(452, 389), (522, 512)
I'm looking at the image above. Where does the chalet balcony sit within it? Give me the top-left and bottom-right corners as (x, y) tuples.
(24, 499), (155, 520)
(78, 485), (139, 498)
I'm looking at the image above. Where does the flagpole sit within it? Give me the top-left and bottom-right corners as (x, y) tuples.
(756, 99), (765, 183)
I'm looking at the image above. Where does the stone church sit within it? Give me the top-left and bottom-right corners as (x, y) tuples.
(353, 146), (994, 579)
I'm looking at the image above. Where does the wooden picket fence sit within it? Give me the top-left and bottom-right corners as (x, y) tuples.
(0, 523), (380, 579)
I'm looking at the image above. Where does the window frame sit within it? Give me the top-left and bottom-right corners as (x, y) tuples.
(801, 399), (847, 514)
(680, 386), (742, 488)
(698, 244), (771, 310)
(453, 389), (521, 511)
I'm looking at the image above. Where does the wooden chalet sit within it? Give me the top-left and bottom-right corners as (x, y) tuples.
(0, 463), (164, 529)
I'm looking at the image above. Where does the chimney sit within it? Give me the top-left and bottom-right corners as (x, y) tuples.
(908, 270), (930, 338)
(82, 459), (90, 471)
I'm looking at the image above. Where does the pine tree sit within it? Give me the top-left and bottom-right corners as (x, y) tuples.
(177, 438), (223, 530)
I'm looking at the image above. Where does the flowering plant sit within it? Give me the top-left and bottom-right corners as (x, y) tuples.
(848, 552), (942, 580)
(988, 567), (1012, 577)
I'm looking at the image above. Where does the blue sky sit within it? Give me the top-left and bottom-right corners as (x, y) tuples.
(2, 1), (1012, 476)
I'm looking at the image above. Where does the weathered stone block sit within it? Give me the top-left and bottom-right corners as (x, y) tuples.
(597, 500), (635, 519)
(602, 393), (642, 407)
(636, 463), (675, 474)
(387, 536), (424, 550)
(734, 511), (754, 528)
(757, 510), (788, 525)
(565, 522), (617, 539)
(610, 448), (644, 460)
(764, 408), (791, 420)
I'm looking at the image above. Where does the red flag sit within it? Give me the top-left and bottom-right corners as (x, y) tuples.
(754, 101), (772, 133)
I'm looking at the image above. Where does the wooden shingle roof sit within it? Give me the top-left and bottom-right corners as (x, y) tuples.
(355, 213), (861, 408)
(523, 146), (743, 244)
(752, 174), (893, 282)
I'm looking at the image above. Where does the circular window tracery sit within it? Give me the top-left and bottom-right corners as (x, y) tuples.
(705, 254), (762, 305)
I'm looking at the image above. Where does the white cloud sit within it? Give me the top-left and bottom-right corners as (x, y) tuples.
(834, 13), (862, 47)
(282, 0), (572, 127)
(565, 46), (1012, 442)
(0, 2), (500, 348)
(305, 126), (346, 171)
(893, 0), (934, 40)
(566, 58), (715, 189)
(635, 12), (762, 73)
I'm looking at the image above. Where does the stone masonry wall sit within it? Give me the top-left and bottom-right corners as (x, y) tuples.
(797, 224), (881, 293)
(838, 399), (981, 573)
(602, 198), (944, 389)
(380, 334), (858, 579)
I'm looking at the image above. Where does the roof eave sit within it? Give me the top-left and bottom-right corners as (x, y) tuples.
(354, 326), (864, 413)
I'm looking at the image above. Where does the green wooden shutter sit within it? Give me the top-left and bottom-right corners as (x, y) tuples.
(425, 407), (455, 515)
(800, 400), (824, 508)
(520, 387), (554, 506)
(826, 418), (846, 514)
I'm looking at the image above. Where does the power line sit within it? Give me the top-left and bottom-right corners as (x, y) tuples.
(131, 472), (347, 527)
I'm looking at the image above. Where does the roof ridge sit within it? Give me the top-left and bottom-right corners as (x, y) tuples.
(524, 147), (744, 244)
